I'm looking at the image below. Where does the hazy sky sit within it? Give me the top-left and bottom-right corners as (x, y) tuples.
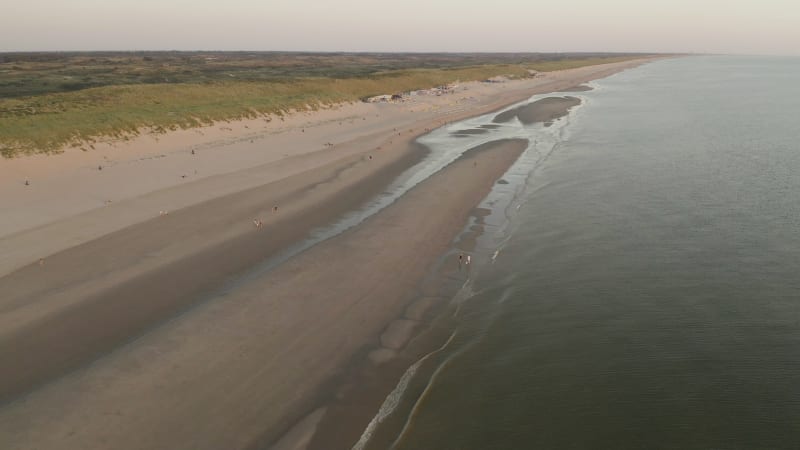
(2, 0), (798, 55)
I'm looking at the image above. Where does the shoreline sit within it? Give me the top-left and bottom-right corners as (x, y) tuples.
(303, 203), (499, 450)
(0, 58), (657, 449)
(267, 63), (657, 449)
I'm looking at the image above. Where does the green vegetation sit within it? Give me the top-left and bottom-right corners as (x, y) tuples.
(0, 52), (645, 157)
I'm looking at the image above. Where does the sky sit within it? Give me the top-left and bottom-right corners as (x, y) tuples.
(2, 0), (798, 55)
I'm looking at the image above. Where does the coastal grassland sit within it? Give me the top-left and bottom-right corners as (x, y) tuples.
(0, 54), (642, 157)
(0, 52), (642, 99)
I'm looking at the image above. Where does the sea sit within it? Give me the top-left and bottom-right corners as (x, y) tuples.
(355, 56), (800, 449)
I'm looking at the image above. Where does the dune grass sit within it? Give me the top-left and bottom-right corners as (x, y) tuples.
(0, 56), (639, 157)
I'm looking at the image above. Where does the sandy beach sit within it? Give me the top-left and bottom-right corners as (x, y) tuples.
(0, 59), (652, 449)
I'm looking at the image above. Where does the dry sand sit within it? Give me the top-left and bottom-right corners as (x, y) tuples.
(0, 58), (655, 449)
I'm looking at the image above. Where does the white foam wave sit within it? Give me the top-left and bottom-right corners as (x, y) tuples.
(351, 330), (458, 450)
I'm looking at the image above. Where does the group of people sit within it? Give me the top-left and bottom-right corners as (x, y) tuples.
(253, 206), (279, 230)
(458, 252), (471, 269)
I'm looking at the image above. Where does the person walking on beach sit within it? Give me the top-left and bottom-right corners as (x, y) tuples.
(466, 255), (471, 266)
(458, 253), (464, 270)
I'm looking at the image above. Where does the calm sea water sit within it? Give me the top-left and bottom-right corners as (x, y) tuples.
(363, 56), (800, 449)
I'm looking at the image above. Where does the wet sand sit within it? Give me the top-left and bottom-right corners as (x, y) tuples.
(494, 96), (582, 126)
(308, 208), (499, 450)
(0, 142), (428, 402)
(561, 84), (594, 92)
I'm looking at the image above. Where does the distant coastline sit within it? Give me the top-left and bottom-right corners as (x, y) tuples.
(0, 52), (653, 156)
